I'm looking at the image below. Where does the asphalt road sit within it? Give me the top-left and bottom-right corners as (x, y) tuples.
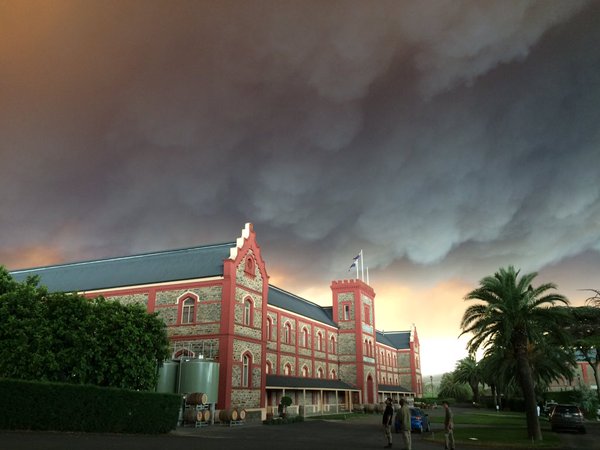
(0, 410), (597, 450)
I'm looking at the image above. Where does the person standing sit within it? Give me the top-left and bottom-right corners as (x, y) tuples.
(383, 397), (394, 448)
(398, 398), (412, 450)
(443, 401), (455, 450)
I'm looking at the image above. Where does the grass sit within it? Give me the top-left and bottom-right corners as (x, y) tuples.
(427, 410), (562, 448)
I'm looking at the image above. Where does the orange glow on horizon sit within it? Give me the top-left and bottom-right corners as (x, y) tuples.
(1, 245), (65, 270)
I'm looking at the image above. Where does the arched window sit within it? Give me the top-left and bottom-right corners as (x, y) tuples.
(173, 348), (194, 359)
(266, 317), (273, 340)
(369, 341), (373, 357)
(242, 353), (252, 387)
(330, 336), (336, 354)
(317, 367), (324, 378)
(244, 256), (255, 276)
(284, 363), (292, 376)
(363, 339), (369, 355)
(283, 322), (292, 344)
(316, 332), (322, 351)
(301, 365), (308, 377)
(330, 369), (337, 380)
(301, 327), (308, 348)
(181, 297), (195, 324)
(266, 360), (272, 374)
(243, 298), (253, 326)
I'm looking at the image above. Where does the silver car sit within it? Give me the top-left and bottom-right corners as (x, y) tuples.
(549, 404), (586, 433)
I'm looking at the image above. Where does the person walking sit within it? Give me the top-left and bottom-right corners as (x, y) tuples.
(443, 401), (455, 450)
(382, 397), (394, 448)
(398, 398), (411, 450)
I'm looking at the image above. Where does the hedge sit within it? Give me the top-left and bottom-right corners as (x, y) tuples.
(0, 378), (181, 433)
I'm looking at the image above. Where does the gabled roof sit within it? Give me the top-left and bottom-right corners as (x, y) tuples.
(266, 374), (358, 391)
(9, 242), (236, 293)
(376, 330), (411, 350)
(268, 285), (336, 327)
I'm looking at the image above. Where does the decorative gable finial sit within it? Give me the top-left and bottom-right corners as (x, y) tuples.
(229, 223), (253, 260)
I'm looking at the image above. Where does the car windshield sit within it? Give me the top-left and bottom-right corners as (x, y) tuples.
(555, 406), (579, 414)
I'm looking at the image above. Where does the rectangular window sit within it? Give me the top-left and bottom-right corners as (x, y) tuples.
(343, 304), (350, 320)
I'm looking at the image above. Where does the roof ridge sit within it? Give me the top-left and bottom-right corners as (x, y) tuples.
(10, 241), (236, 274)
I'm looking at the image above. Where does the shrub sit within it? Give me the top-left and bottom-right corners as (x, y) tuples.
(0, 378), (180, 433)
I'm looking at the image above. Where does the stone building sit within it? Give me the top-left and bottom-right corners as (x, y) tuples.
(10, 223), (423, 416)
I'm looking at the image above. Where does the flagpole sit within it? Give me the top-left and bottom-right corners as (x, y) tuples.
(367, 267), (369, 285)
(356, 259), (359, 279)
(360, 249), (364, 282)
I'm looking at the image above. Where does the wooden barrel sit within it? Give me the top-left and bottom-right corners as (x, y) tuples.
(184, 408), (202, 423)
(186, 392), (208, 405)
(219, 408), (239, 422)
(237, 408), (246, 420)
(201, 409), (211, 422)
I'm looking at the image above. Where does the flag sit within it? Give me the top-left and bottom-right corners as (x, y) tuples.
(348, 252), (361, 271)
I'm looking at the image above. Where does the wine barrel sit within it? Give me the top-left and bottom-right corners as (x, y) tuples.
(237, 408), (246, 420)
(184, 408), (202, 423)
(201, 409), (211, 422)
(218, 408), (239, 422)
(186, 392), (208, 405)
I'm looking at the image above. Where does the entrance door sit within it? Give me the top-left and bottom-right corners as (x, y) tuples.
(367, 374), (374, 404)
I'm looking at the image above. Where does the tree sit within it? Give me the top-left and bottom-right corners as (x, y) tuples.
(453, 356), (482, 404)
(567, 306), (600, 402)
(460, 266), (571, 441)
(583, 288), (600, 307)
(0, 267), (170, 390)
(437, 372), (471, 402)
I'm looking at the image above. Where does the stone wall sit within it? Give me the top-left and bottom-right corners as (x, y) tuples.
(106, 293), (148, 307)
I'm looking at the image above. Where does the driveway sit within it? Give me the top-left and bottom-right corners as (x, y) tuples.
(0, 412), (597, 450)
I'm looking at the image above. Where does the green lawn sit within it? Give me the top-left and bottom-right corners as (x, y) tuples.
(427, 411), (562, 448)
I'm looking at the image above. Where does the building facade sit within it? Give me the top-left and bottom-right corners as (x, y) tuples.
(10, 223), (423, 415)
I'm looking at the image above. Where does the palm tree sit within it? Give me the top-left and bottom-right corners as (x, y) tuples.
(453, 355), (482, 404)
(460, 266), (571, 441)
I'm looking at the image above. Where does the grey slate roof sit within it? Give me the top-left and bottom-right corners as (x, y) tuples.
(376, 331), (411, 350)
(9, 242), (236, 293)
(268, 285), (336, 327)
(266, 374), (358, 390)
(378, 383), (413, 393)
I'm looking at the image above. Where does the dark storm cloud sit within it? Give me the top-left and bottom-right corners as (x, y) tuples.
(1, 0), (599, 298)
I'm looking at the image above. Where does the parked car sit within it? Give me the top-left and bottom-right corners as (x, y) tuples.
(549, 404), (586, 433)
(410, 407), (430, 433)
(395, 406), (430, 433)
(543, 401), (558, 416)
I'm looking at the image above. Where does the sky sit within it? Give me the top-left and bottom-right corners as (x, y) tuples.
(1, 0), (600, 377)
